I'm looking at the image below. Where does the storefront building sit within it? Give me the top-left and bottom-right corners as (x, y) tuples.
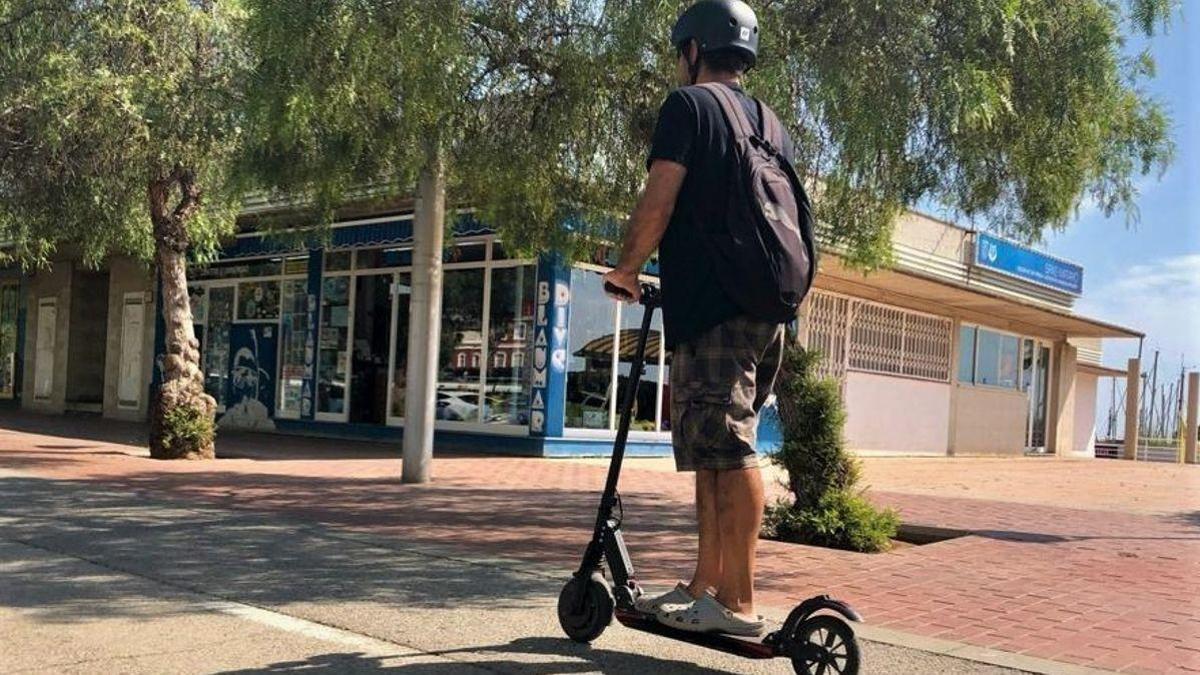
(1, 208), (1140, 459)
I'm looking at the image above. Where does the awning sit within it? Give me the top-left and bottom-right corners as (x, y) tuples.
(815, 257), (1142, 340)
(218, 215), (493, 260)
(1079, 363), (1128, 378)
(575, 329), (663, 362)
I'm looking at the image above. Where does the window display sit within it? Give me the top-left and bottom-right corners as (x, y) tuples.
(317, 276), (350, 415)
(277, 279), (309, 417)
(237, 280), (280, 320)
(203, 286), (234, 408)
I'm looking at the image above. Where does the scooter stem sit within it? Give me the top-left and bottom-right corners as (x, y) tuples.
(582, 284), (660, 567)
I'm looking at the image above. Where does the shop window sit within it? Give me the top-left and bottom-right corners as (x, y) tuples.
(189, 286), (207, 325)
(975, 329), (1020, 388)
(317, 276), (350, 414)
(0, 283), (19, 399)
(486, 265), (535, 425)
(566, 270), (617, 429)
(958, 325), (1020, 389)
(957, 326), (976, 383)
(192, 259), (282, 281)
(444, 243), (487, 264)
(236, 280), (280, 321)
(565, 268), (668, 433)
(356, 247), (412, 269)
(203, 286), (234, 408)
(437, 268), (484, 421)
(277, 279), (309, 418)
(389, 274), (412, 419)
(325, 250), (352, 271)
(616, 290), (664, 432)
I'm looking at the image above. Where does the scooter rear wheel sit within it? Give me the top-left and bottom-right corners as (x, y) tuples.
(789, 615), (860, 675)
(557, 572), (614, 643)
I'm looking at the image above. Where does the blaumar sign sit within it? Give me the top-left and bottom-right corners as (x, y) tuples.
(974, 233), (1084, 296)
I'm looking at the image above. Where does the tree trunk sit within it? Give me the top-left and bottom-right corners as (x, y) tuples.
(147, 171), (216, 459)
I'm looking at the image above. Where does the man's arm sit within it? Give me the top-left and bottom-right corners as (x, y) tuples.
(601, 159), (688, 302)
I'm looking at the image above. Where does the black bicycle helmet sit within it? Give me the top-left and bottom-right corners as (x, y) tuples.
(670, 0), (759, 68)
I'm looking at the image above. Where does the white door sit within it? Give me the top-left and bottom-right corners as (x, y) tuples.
(117, 294), (145, 408)
(34, 298), (56, 400)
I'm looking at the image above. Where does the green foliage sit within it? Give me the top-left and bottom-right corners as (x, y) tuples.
(771, 345), (858, 509)
(239, 0), (1175, 268)
(0, 0), (248, 267)
(159, 404), (216, 456)
(763, 491), (899, 554)
(766, 342), (897, 552)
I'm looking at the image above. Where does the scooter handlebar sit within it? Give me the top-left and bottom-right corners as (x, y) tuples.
(604, 282), (661, 307)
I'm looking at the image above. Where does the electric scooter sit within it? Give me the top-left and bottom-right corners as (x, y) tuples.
(556, 282), (863, 675)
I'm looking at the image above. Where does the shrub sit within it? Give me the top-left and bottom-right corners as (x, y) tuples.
(763, 491), (899, 553)
(159, 404), (215, 457)
(764, 341), (898, 552)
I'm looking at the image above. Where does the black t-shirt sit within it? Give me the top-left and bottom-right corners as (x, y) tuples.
(647, 82), (795, 349)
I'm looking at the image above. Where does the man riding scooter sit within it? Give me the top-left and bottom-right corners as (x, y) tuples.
(601, 0), (798, 638)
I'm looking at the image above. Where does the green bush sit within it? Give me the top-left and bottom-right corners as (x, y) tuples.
(160, 404), (215, 455)
(764, 341), (898, 552)
(763, 491), (899, 553)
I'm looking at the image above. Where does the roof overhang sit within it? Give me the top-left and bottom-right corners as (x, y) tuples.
(1078, 363), (1128, 378)
(815, 257), (1142, 341)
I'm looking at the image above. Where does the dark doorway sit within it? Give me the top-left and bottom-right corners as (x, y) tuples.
(65, 270), (110, 411)
(350, 274), (392, 424)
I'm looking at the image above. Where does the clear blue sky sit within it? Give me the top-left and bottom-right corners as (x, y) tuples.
(1043, 9), (1200, 375)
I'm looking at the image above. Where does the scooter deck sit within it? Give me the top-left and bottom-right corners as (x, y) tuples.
(614, 608), (777, 659)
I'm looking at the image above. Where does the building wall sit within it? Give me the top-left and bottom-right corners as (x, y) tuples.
(21, 262), (73, 414)
(843, 371), (950, 455)
(951, 384), (1028, 455)
(1071, 372), (1099, 458)
(103, 257), (157, 421)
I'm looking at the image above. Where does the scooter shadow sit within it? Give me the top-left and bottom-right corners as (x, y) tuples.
(217, 637), (743, 674)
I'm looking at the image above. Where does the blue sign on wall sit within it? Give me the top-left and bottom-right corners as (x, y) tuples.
(974, 233), (1084, 295)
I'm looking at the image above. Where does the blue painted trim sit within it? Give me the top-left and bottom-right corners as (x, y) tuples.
(542, 436), (674, 458)
(530, 255), (570, 437)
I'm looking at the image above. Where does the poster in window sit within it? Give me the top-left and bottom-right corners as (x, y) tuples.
(237, 280), (280, 321)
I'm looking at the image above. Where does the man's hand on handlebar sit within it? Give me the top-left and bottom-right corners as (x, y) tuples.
(602, 268), (641, 303)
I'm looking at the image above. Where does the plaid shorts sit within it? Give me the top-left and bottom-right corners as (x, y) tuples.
(669, 315), (785, 471)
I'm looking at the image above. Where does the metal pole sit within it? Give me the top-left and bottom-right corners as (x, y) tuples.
(1185, 372), (1198, 464)
(402, 139), (446, 484)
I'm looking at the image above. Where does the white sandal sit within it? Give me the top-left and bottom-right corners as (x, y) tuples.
(633, 581), (695, 613)
(656, 594), (765, 637)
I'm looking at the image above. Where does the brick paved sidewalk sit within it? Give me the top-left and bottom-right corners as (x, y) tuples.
(0, 415), (1197, 674)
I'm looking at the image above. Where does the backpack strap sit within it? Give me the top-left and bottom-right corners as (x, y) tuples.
(760, 102), (784, 151)
(698, 82), (755, 141)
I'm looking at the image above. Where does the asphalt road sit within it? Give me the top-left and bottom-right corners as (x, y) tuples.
(0, 471), (1031, 675)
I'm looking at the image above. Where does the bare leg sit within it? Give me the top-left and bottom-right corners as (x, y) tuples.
(689, 469), (721, 598)
(713, 466), (765, 617)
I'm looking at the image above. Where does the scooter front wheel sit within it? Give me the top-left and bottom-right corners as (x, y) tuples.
(556, 572), (614, 643)
(789, 615), (861, 675)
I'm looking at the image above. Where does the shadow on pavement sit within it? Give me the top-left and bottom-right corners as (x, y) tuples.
(215, 637), (741, 674)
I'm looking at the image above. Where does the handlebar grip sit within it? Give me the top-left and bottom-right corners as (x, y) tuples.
(604, 281), (661, 307)
(603, 281), (634, 300)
